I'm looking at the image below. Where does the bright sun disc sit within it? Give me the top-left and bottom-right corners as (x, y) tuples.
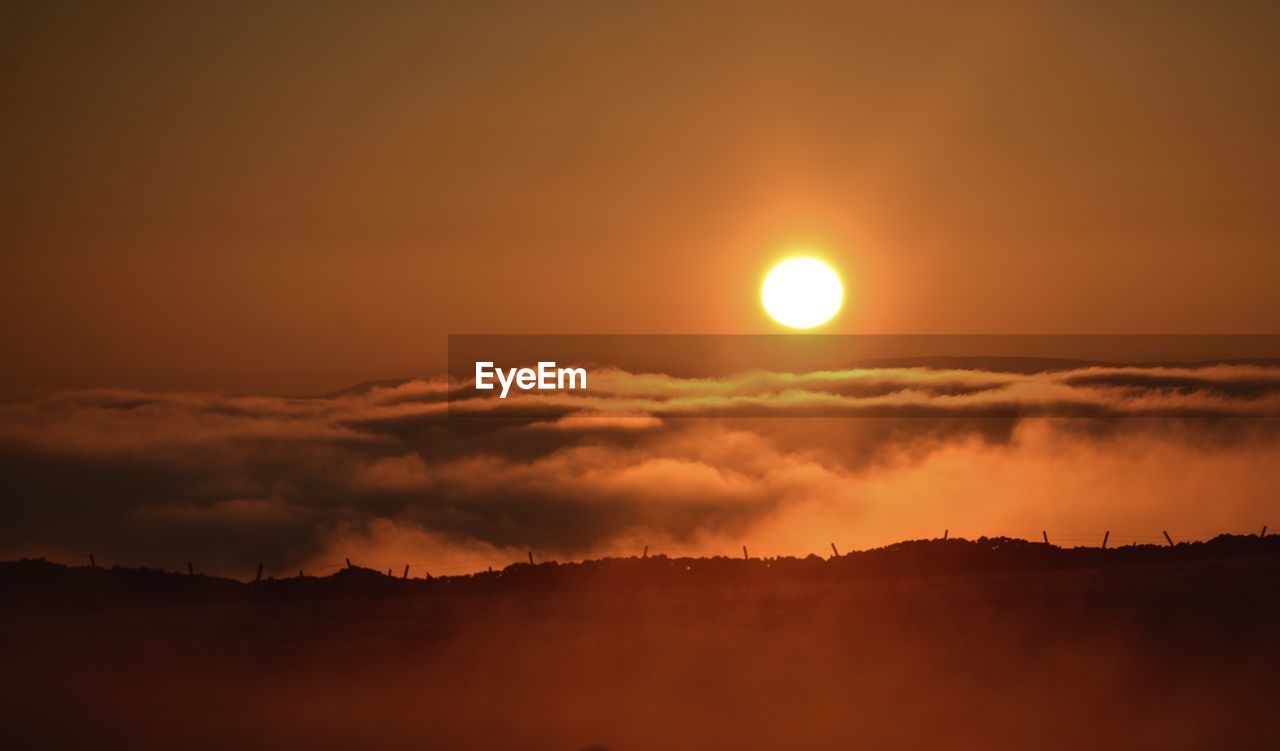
(762, 258), (843, 329)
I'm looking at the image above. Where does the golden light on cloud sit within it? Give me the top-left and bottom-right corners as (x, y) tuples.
(762, 257), (844, 329)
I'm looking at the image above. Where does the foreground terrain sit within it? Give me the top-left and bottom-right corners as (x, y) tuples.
(3, 536), (1279, 750)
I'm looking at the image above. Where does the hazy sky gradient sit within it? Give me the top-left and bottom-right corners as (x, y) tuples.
(3, 1), (1278, 392)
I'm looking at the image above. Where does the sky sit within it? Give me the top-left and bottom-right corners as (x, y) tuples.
(1, 2), (1278, 573)
(2, 1), (1279, 393)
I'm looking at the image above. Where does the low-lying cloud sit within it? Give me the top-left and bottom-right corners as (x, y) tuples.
(1, 365), (1277, 577)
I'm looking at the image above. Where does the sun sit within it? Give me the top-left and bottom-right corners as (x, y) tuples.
(761, 257), (843, 329)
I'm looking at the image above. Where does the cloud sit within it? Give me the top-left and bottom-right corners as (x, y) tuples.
(449, 365), (1280, 417)
(354, 453), (432, 492)
(1, 366), (1278, 576)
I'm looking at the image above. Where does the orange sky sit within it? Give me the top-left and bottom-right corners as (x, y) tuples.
(2, 1), (1279, 392)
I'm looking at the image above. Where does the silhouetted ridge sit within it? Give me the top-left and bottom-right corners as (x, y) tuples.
(3, 534), (1277, 605)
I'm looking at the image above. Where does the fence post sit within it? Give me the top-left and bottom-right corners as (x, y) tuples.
(1162, 530), (1174, 546)
(1042, 531), (1049, 545)
(89, 554), (96, 569)
(345, 558), (352, 570)
(255, 563), (263, 584)
(742, 545), (749, 560)
(943, 529), (948, 540)
(1102, 531), (1110, 549)
(642, 545), (648, 559)
(188, 562), (194, 576)
(830, 542), (840, 557)
(528, 551), (534, 565)
(1261, 525), (1268, 539)
(403, 564), (410, 579)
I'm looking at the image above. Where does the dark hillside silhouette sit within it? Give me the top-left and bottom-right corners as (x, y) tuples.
(4, 533), (1280, 603)
(3, 535), (1279, 750)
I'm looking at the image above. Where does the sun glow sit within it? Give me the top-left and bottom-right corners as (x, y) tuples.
(761, 257), (843, 329)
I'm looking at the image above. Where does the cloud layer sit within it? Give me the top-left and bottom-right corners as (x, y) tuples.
(2, 365), (1278, 577)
